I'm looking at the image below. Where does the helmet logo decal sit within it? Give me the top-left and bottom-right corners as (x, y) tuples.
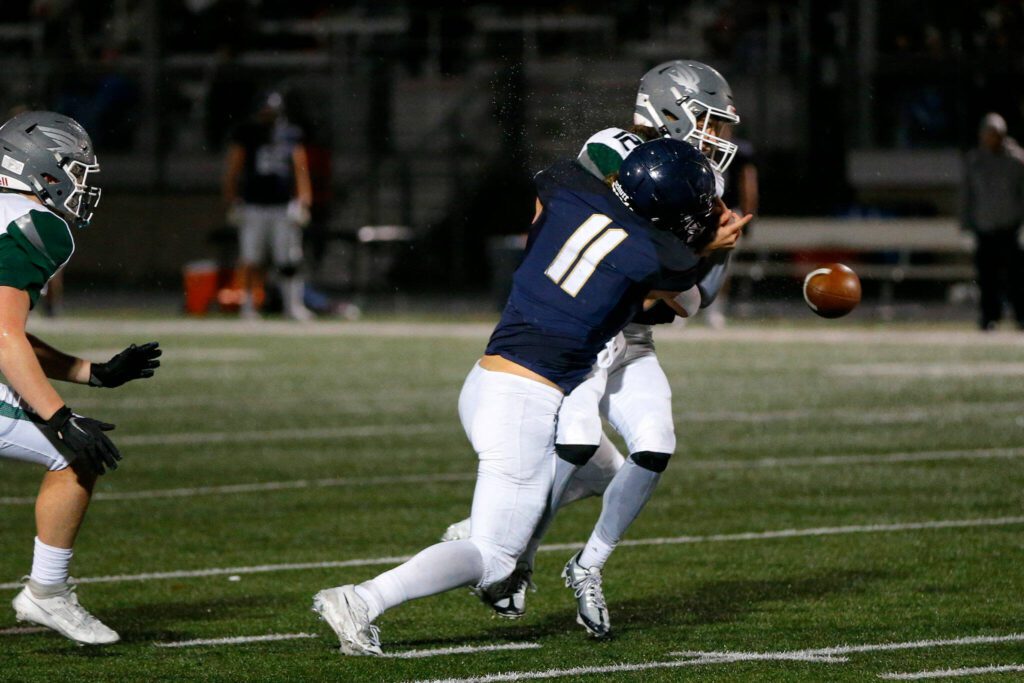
(665, 67), (700, 96)
(36, 125), (85, 155)
(1, 154), (24, 175)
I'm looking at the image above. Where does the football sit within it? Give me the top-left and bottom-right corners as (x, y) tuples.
(802, 263), (862, 318)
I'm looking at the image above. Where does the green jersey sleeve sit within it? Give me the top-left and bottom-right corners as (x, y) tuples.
(0, 209), (73, 308)
(576, 128), (645, 180)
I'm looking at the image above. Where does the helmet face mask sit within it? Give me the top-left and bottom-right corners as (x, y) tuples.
(58, 158), (101, 226)
(634, 60), (740, 174)
(0, 112), (100, 228)
(661, 194), (719, 250)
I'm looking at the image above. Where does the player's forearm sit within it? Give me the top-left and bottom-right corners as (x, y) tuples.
(0, 333), (67, 420)
(649, 289), (698, 318)
(293, 146), (313, 206)
(222, 145), (245, 206)
(697, 252), (731, 308)
(28, 333), (91, 384)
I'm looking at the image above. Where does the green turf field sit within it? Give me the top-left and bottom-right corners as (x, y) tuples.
(1, 318), (1022, 682)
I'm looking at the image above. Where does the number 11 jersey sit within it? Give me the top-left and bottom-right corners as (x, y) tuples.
(485, 159), (702, 393)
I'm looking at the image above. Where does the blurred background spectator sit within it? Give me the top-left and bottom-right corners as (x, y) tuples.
(223, 91), (313, 320)
(960, 113), (1024, 331)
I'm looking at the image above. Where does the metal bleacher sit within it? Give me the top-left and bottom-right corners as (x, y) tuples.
(732, 217), (975, 303)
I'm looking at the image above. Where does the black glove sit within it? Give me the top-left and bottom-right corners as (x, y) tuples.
(631, 300), (677, 325)
(46, 406), (121, 475)
(90, 342), (162, 388)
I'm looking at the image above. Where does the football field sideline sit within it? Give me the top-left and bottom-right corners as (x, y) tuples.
(27, 317), (1024, 347)
(3, 514), (1021, 591)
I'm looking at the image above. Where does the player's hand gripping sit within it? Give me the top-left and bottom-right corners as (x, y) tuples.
(89, 341), (162, 388)
(701, 198), (752, 256)
(45, 406), (121, 475)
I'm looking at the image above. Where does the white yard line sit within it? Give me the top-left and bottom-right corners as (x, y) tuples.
(383, 643), (541, 659)
(418, 633), (1024, 683)
(879, 664), (1024, 680)
(155, 632), (318, 648)
(3, 446), (1018, 507)
(3, 515), (1021, 591)
(413, 657), (837, 683)
(0, 472), (476, 506)
(64, 392), (1024, 428)
(115, 423), (447, 447)
(76, 347), (263, 363)
(0, 626), (48, 636)
(687, 446), (1024, 471)
(0, 555), (415, 590)
(671, 633), (1024, 659)
(831, 363), (1024, 378)
(153, 634), (539, 658)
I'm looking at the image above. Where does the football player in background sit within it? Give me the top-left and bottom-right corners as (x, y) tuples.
(312, 138), (748, 656)
(0, 111), (161, 644)
(223, 91), (314, 321)
(446, 61), (748, 639)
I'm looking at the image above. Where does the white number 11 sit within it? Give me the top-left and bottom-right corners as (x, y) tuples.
(544, 214), (627, 297)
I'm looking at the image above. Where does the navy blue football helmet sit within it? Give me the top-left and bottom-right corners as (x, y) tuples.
(612, 137), (718, 249)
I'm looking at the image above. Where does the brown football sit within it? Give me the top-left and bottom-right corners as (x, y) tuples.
(803, 263), (861, 318)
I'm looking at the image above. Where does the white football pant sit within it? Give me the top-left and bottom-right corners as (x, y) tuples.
(0, 384), (71, 471)
(237, 204), (303, 267)
(557, 329), (676, 492)
(459, 363), (562, 586)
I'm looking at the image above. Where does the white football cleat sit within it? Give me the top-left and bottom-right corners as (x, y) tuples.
(12, 582), (120, 645)
(562, 552), (611, 639)
(312, 585), (382, 656)
(481, 562), (534, 619)
(440, 517), (471, 542)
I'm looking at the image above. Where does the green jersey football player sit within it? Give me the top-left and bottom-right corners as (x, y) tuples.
(0, 111), (161, 645)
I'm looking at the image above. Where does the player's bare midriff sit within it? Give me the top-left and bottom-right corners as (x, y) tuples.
(479, 354), (563, 392)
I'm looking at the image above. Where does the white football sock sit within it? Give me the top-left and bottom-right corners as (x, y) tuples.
(357, 540), (483, 621)
(30, 536), (72, 587)
(283, 278), (307, 316)
(578, 531), (616, 570)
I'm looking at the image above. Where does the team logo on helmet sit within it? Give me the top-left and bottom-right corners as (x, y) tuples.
(37, 125), (87, 155)
(665, 66), (699, 96)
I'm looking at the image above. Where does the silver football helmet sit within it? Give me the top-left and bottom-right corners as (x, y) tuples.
(0, 111), (100, 228)
(634, 60), (740, 173)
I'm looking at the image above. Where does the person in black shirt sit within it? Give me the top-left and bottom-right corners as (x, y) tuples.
(223, 92), (313, 320)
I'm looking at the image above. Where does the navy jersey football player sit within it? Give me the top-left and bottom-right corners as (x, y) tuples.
(312, 138), (745, 656)
(441, 60), (750, 638)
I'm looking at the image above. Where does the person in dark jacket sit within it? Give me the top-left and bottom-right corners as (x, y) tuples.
(961, 112), (1024, 330)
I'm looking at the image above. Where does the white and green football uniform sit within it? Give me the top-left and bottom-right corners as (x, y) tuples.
(557, 128), (677, 461)
(0, 193), (75, 470)
(0, 193), (74, 308)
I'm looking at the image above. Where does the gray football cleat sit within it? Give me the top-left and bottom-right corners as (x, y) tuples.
(12, 581), (120, 645)
(312, 585), (382, 656)
(562, 552), (611, 638)
(480, 562), (534, 619)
